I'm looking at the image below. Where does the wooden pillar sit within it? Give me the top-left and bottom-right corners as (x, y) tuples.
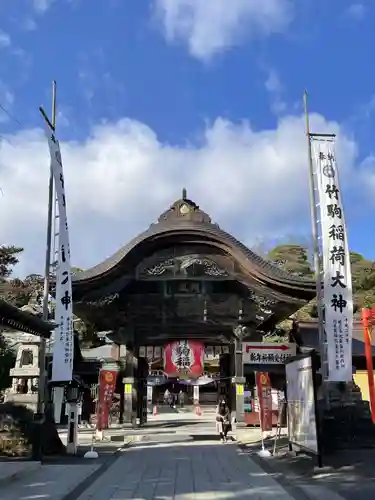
(122, 344), (137, 426)
(136, 356), (148, 426)
(231, 336), (245, 426)
(218, 353), (231, 402)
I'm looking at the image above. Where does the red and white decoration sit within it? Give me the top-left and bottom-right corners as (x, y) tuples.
(163, 340), (204, 378)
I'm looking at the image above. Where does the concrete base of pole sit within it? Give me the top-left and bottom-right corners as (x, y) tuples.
(31, 412), (44, 461)
(84, 446), (99, 459)
(66, 403), (78, 455)
(258, 448), (272, 458)
(318, 381), (375, 452)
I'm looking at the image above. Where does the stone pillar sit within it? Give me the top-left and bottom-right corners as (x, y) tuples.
(218, 353), (230, 402)
(122, 348), (137, 426)
(193, 385), (199, 405)
(119, 379), (124, 424)
(231, 338), (245, 426)
(147, 384), (153, 414)
(135, 356), (148, 426)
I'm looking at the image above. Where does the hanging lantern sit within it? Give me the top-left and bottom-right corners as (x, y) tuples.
(163, 340), (204, 379)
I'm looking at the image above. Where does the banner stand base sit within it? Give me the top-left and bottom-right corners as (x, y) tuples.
(258, 448), (272, 458)
(84, 445), (99, 459)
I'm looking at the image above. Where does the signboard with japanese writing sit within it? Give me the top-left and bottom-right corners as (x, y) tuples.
(43, 125), (74, 382)
(243, 342), (296, 365)
(285, 355), (319, 455)
(97, 369), (118, 431)
(312, 138), (353, 382)
(139, 345), (229, 361)
(255, 372), (272, 432)
(164, 340), (204, 379)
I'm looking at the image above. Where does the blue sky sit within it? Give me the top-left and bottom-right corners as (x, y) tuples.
(0, 0), (374, 275)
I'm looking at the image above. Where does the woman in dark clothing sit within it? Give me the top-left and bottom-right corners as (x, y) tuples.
(216, 399), (231, 442)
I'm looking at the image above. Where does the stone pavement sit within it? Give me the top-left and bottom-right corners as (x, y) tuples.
(0, 461), (101, 500)
(0, 461), (41, 485)
(75, 438), (303, 500)
(0, 416), (352, 500)
(0, 442), (120, 500)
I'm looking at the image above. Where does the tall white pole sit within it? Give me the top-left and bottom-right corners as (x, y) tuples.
(37, 80), (57, 416)
(303, 91), (324, 352)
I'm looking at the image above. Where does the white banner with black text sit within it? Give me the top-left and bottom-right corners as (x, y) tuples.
(44, 127), (74, 382)
(312, 137), (353, 382)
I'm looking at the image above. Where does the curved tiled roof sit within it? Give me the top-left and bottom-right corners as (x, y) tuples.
(72, 196), (316, 290)
(0, 299), (55, 337)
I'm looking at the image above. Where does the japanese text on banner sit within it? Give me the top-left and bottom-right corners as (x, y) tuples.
(43, 128), (74, 382)
(313, 139), (353, 382)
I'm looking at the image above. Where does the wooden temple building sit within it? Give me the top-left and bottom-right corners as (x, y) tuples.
(71, 192), (318, 425)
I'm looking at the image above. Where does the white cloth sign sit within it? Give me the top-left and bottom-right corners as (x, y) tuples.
(286, 356), (318, 453)
(312, 138), (353, 382)
(44, 127), (74, 382)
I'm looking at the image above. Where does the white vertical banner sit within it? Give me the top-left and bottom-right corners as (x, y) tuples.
(312, 137), (353, 382)
(44, 127), (74, 382)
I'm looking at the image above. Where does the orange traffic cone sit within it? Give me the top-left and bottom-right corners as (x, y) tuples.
(153, 405), (158, 416)
(195, 405), (201, 416)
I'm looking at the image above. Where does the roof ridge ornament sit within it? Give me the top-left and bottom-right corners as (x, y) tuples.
(157, 193), (213, 225)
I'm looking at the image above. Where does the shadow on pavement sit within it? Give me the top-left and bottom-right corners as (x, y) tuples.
(102, 439), (309, 500)
(142, 420), (208, 429)
(241, 438), (375, 500)
(42, 443), (120, 465)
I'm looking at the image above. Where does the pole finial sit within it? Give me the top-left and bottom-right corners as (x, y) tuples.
(182, 187), (187, 200)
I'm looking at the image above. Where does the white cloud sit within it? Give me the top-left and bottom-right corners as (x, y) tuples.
(0, 30), (11, 48)
(0, 113), (361, 277)
(23, 19), (37, 31)
(265, 69), (287, 115)
(345, 3), (366, 20)
(33, 0), (55, 13)
(0, 81), (15, 123)
(155, 0), (294, 60)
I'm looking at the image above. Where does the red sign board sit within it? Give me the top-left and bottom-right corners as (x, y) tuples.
(96, 369), (118, 431)
(164, 340), (204, 379)
(255, 372), (272, 432)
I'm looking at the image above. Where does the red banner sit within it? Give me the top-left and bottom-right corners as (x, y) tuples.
(361, 308), (375, 424)
(96, 369), (118, 431)
(164, 340), (204, 379)
(255, 372), (272, 432)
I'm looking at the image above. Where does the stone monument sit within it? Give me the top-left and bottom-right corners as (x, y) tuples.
(4, 334), (40, 412)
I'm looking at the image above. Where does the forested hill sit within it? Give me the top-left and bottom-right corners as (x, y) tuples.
(267, 244), (375, 321)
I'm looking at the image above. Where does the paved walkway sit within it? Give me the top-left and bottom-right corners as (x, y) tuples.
(0, 462), (101, 500)
(0, 416), (347, 500)
(77, 438), (299, 500)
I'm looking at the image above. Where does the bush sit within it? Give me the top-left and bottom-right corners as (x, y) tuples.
(0, 402), (34, 457)
(0, 402), (66, 457)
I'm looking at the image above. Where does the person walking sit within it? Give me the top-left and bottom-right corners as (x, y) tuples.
(164, 389), (170, 406)
(216, 399), (231, 443)
(178, 390), (185, 408)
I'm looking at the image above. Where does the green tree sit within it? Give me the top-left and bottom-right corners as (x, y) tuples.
(0, 246), (23, 280)
(350, 252), (375, 312)
(267, 244), (313, 278)
(71, 267), (84, 274)
(0, 335), (16, 393)
(0, 245), (24, 393)
(267, 244), (375, 322)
